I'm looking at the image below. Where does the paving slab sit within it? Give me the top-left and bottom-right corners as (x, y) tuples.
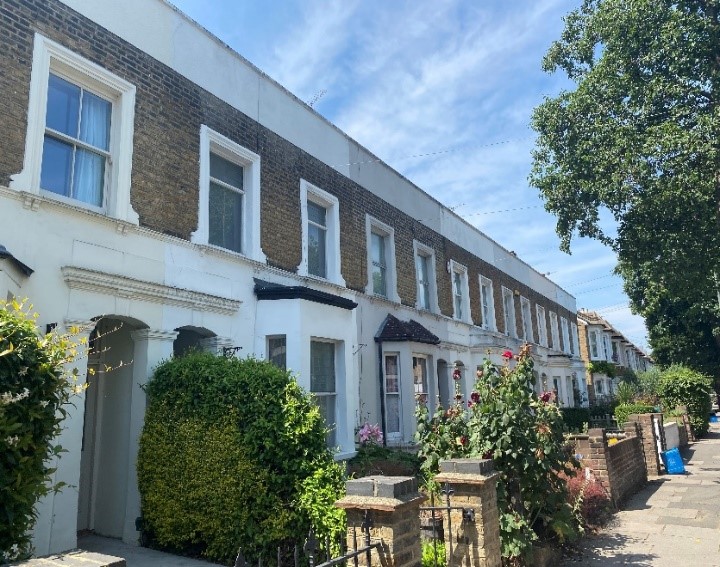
(563, 422), (720, 566)
(76, 535), (218, 567)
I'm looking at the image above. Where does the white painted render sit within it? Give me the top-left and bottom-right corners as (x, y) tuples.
(0, 186), (361, 554)
(57, 0), (577, 311)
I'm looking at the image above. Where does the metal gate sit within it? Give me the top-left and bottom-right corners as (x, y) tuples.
(233, 511), (381, 567)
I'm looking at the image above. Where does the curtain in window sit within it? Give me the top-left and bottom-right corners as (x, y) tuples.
(75, 91), (111, 206)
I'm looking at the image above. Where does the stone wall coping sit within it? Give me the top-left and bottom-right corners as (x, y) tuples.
(434, 471), (500, 486)
(335, 493), (427, 512)
(345, 475), (417, 498)
(439, 458), (495, 476)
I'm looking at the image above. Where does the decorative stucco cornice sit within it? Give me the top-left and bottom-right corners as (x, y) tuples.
(62, 266), (241, 315)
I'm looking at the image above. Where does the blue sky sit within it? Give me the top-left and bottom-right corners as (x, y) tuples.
(169, 0), (649, 351)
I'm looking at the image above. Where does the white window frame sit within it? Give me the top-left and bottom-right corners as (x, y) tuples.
(536, 305), (548, 347)
(501, 287), (517, 338)
(413, 241), (438, 312)
(365, 216), (399, 301)
(479, 275), (496, 331)
(192, 125), (265, 262)
(383, 353), (402, 441)
(449, 260), (470, 323)
(300, 180), (344, 285)
(549, 312), (560, 350)
(561, 317), (570, 354)
(11, 33), (137, 223)
(520, 296), (534, 343)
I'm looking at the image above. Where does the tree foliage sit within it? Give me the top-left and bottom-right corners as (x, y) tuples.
(658, 364), (713, 436)
(530, 0), (720, 378)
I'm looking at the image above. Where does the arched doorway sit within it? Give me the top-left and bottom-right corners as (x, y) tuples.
(77, 316), (146, 537)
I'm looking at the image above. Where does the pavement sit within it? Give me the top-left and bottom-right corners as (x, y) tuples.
(77, 535), (217, 567)
(563, 422), (720, 566)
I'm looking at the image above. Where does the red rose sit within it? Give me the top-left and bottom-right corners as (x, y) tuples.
(502, 350), (513, 359)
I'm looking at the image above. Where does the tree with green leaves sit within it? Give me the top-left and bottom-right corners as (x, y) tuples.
(530, 0), (720, 380)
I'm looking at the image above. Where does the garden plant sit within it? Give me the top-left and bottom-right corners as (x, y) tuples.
(416, 346), (580, 564)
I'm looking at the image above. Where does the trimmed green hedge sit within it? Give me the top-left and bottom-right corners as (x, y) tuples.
(658, 365), (713, 437)
(560, 408), (591, 432)
(138, 352), (345, 564)
(614, 403), (655, 427)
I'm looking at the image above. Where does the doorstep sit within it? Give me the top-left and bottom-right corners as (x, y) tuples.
(9, 550), (125, 567)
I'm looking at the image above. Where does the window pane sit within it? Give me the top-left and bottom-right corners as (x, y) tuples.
(386, 395), (400, 434)
(372, 265), (386, 296)
(46, 74), (80, 137)
(316, 394), (336, 446)
(413, 357), (428, 395)
(73, 148), (105, 207)
(79, 90), (111, 151)
(385, 355), (399, 393)
(307, 201), (326, 226)
(310, 341), (335, 393)
(209, 181), (243, 252)
(308, 223), (326, 277)
(371, 232), (385, 264)
(40, 136), (73, 197)
(268, 336), (286, 370)
(210, 153), (243, 189)
(416, 255), (430, 309)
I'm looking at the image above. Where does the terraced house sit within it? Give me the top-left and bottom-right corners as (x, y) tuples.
(577, 309), (653, 404)
(0, 0), (588, 556)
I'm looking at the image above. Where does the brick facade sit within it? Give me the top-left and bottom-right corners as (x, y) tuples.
(0, 0), (577, 331)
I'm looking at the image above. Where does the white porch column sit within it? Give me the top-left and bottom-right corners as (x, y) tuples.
(122, 329), (177, 544)
(32, 319), (96, 556)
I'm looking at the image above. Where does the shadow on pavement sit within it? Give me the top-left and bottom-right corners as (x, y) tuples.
(618, 478), (666, 512)
(562, 531), (657, 566)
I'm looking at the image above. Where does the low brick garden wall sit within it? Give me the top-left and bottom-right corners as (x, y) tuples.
(571, 424), (647, 508)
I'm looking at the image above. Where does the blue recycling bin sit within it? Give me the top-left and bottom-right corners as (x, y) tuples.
(662, 447), (686, 474)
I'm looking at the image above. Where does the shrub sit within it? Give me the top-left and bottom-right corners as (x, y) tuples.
(0, 300), (85, 562)
(347, 445), (420, 478)
(614, 403), (655, 427)
(421, 540), (446, 567)
(561, 468), (612, 530)
(658, 365), (713, 437)
(560, 408), (590, 432)
(138, 352), (345, 564)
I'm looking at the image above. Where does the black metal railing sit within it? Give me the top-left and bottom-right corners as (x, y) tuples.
(233, 511), (381, 567)
(420, 482), (475, 567)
